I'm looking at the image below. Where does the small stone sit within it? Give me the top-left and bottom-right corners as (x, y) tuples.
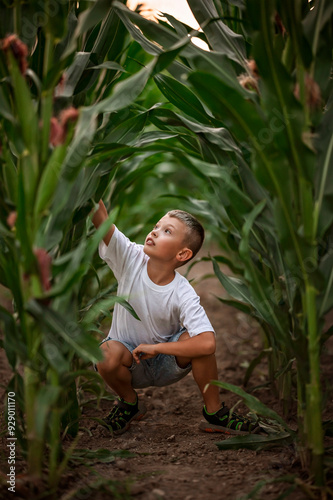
(116, 460), (126, 469)
(152, 488), (166, 497)
(166, 434), (176, 442)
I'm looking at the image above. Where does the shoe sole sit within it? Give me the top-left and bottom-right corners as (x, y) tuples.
(104, 402), (147, 436)
(199, 420), (261, 435)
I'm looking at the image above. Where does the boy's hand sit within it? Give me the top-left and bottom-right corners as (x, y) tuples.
(91, 199), (115, 246)
(132, 343), (159, 364)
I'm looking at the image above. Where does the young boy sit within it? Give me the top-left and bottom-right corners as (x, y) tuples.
(92, 200), (258, 436)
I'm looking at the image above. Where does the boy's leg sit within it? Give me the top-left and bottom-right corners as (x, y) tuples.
(96, 340), (146, 435)
(176, 332), (259, 434)
(175, 331), (220, 413)
(97, 340), (136, 403)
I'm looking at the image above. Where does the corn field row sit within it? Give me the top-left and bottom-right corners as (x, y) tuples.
(0, 0), (332, 496)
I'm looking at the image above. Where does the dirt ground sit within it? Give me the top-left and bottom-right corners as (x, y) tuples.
(1, 255), (333, 499)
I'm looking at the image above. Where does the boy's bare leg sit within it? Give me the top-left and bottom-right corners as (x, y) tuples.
(96, 340), (137, 403)
(176, 332), (221, 413)
(191, 355), (221, 413)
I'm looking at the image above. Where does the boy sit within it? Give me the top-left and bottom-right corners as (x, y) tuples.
(92, 200), (258, 436)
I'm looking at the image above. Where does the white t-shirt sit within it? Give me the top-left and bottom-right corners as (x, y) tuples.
(99, 226), (214, 346)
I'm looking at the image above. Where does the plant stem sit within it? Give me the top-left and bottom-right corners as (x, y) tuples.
(305, 283), (324, 485)
(40, 33), (55, 168)
(24, 365), (43, 478)
(48, 369), (61, 489)
(13, 0), (21, 34)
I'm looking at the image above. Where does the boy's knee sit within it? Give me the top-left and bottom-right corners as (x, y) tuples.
(97, 340), (132, 372)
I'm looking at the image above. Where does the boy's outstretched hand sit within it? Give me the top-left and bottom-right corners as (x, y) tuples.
(132, 344), (158, 364)
(91, 199), (115, 246)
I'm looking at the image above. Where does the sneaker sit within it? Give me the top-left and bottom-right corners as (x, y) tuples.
(102, 395), (146, 435)
(199, 403), (260, 435)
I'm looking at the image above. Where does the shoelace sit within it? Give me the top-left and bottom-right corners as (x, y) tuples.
(106, 405), (125, 423)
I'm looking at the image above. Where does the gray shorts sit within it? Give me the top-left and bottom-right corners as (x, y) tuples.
(99, 328), (192, 388)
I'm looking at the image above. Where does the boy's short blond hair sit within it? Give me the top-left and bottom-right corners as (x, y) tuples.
(167, 210), (205, 264)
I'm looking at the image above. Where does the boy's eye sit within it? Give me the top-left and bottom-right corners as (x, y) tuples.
(165, 229), (171, 234)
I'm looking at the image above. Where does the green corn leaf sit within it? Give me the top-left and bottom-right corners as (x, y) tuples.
(60, 106), (96, 182)
(26, 300), (103, 364)
(154, 74), (216, 126)
(0, 305), (20, 368)
(1, 143), (18, 204)
(103, 111), (148, 144)
(16, 168), (35, 270)
(89, 61), (126, 72)
(243, 349), (273, 387)
(93, 61), (153, 115)
(35, 385), (61, 440)
(278, 2), (312, 70)
(212, 258), (259, 312)
(215, 296), (253, 316)
(189, 158), (256, 215)
(70, 448), (134, 465)
(314, 104), (333, 236)
(0, 85), (15, 122)
(34, 143), (68, 217)
(174, 114), (241, 153)
(318, 253), (333, 317)
(64, 0), (114, 58)
(43, 338), (71, 374)
(186, 50), (247, 96)
(187, 0), (247, 66)
(113, 1), (181, 50)
(6, 53), (38, 157)
(115, 2), (243, 94)
(239, 201), (290, 338)
(215, 432), (293, 451)
(114, 5), (162, 56)
(59, 51), (91, 98)
(82, 296), (139, 326)
(303, 0), (333, 85)
(187, 70), (266, 142)
(61, 380), (80, 438)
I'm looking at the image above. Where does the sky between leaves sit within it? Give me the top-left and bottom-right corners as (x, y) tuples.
(127, 0), (199, 26)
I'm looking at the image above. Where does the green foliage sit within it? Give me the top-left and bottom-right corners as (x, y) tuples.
(0, 0), (185, 491)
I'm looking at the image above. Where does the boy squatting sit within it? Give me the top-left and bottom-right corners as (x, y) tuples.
(92, 200), (259, 436)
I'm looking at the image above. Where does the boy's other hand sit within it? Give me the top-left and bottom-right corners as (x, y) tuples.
(132, 343), (158, 364)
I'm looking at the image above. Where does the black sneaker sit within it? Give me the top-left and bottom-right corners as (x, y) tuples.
(102, 395), (146, 435)
(199, 403), (260, 435)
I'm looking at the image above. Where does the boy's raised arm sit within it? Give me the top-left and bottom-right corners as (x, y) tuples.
(92, 199), (115, 246)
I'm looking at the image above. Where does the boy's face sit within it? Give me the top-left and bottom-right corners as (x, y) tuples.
(144, 215), (191, 264)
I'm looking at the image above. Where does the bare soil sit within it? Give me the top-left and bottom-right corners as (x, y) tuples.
(1, 256), (333, 499)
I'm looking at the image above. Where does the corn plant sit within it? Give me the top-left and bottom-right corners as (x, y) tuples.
(0, 0), (191, 491)
(112, 0), (333, 485)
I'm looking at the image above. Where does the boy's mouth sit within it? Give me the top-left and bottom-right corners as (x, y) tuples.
(145, 237), (155, 246)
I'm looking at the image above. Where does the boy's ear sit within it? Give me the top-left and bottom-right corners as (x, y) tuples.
(177, 247), (193, 263)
